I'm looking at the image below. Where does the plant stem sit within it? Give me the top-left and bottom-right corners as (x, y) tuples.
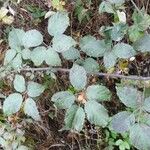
(19, 67), (150, 81)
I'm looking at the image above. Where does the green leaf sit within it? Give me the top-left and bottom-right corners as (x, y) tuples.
(80, 35), (106, 57)
(24, 98), (40, 121)
(4, 49), (16, 65)
(62, 47), (80, 60)
(30, 46), (46, 66)
(52, 34), (76, 52)
(48, 12), (69, 36)
(85, 100), (109, 127)
(143, 97), (150, 113)
(110, 23), (127, 41)
(45, 47), (61, 66)
(130, 124), (150, 150)
(108, 0), (125, 4)
(113, 43), (136, 59)
(3, 93), (23, 116)
(82, 58), (99, 73)
(104, 51), (117, 69)
(116, 86), (141, 108)
(8, 29), (25, 49)
(134, 34), (150, 52)
(99, 1), (114, 14)
(21, 48), (31, 60)
(64, 105), (85, 131)
(51, 91), (75, 109)
(11, 53), (22, 69)
(16, 145), (29, 150)
(13, 74), (26, 93)
(27, 81), (45, 97)
(69, 64), (87, 90)
(112, 111), (135, 133)
(22, 29), (43, 48)
(86, 85), (111, 102)
(128, 25), (144, 42)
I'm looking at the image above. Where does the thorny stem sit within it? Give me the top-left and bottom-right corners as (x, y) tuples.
(17, 67), (150, 81)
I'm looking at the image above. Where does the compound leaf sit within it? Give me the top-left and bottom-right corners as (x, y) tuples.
(82, 58), (99, 73)
(116, 86), (141, 108)
(64, 105), (85, 131)
(143, 97), (150, 113)
(24, 98), (40, 121)
(4, 49), (16, 65)
(104, 51), (117, 69)
(13, 74), (26, 93)
(69, 64), (87, 90)
(86, 85), (111, 102)
(52, 34), (76, 52)
(85, 100), (109, 127)
(134, 34), (150, 52)
(48, 12), (69, 36)
(112, 111), (135, 133)
(22, 29), (43, 48)
(113, 43), (136, 59)
(30, 46), (46, 66)
(27, 81), (45, 97)
(130, 124), (150, 150)
(3, 93), (23, 116)
(45, 47), (61, 66)
(62, 47), (80, 60)
(80, 35), (106, 57)
(8, 28), (25, 49)
(51, 91), (75, 109)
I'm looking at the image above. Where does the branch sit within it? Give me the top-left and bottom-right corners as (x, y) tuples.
(20, 67), (150, 81)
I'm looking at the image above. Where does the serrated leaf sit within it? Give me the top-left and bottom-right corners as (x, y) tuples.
(8, 29), (25, 49)
(4, 49), (16, 65)
(12, 53), (22, 69)
(45, 47), (61, 66)
(21, 48), (31, 60)
(134, 34), (150, 52)
(80, 35), (106, 57)
(82, 58), (99, 73)
(104, 51), (117, 69)
(85, 100), (109, 127)
(116, 86), (142, 108)
(51, 91), (75, 109)
(52, 34), (76, 52)
(48, 12), (69, 36)
(110, 23), (127, 41)
(30, 46), (46, 66)
(13, 74), (26, 93)
(69, 64), (87, 90)
(99, 1), (114, 14)
(62, 47), (80, 60)
(130, 124), (150, 150)
(3, 93), (23, 116)
(128, 25), (144, 42)
(64, 105), (85, 131)
(113, 43), (136, 59)
(24, 98), (40, 121)
(22, 29), (43, 48)
(86, 85), (111, 102)
(143, 97), (150, 113)
(112, 111), (135, 133)
(27, 81), (45, 97)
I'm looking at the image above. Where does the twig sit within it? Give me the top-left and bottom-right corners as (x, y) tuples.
(130, 0), (143, 16)
(19, 67), (150, 81)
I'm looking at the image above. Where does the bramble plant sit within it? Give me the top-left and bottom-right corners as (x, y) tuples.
(1, 0), (150, 149)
